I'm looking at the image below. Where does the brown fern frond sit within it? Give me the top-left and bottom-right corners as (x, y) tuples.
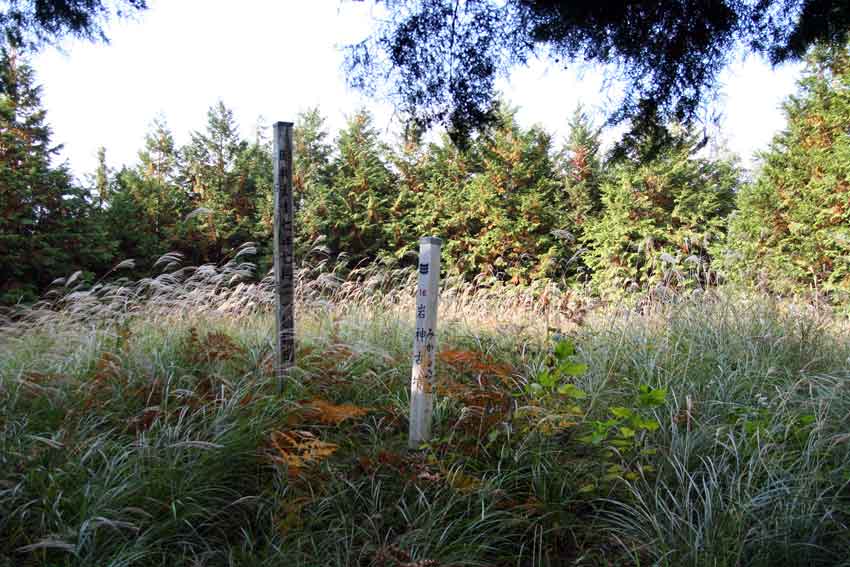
(437, 349), (513, 379)
(301, 398), (369, 425)
(183, 328), (245, 364)
(268, 430), (338, 477)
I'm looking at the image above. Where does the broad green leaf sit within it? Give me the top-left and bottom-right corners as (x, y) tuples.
(610, 406), (633, 419)
(633, 417), (660, 431)
(618, 426), (636, 438)
(798, 414), (816, 426)
(638, 387), (667, 407)
(554, 340), (575, 361)
(561, 361), (588, 376)
(537, 370), (556, 388)
(557, 383), (587, 399)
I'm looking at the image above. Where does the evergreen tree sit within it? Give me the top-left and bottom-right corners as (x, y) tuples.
(100, 118), (191, 268)
(418, 106), (565, 282)
(557, 107), (606, 279)
(723, 43), (850, 295)
(139, 115), (180, 185)
(562, 107), (604, 233)
(300, 110), (397, 265)
(293, 108), (334, 207)
(584, 126), (739, 293)
(101, 166), (165, 266)
(1, 0), (148, 51)
(412, 129), (476, 272)
(348, 0), (850, 146)
(236, 119), (273, 270)
(292, 109), (335, 260)
(387, 122), (431, 260)
(0, 46), (110, 302)
(182, 102), (250, 260)
(137, 117), (189, 243)
(94, 146), (109, 205)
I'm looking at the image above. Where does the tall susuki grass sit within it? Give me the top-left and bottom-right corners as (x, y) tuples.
(582, 297), (850, 566)
(1, 254), (848, 566)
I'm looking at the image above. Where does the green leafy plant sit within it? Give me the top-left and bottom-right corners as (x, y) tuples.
(526, 339), (588, 399)
(580, 385), (667, 485)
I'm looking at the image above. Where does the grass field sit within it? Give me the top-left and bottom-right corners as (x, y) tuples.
(2, 262), (850, 566)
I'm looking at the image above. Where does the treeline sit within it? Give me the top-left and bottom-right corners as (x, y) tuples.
(1, 43), (848, 304)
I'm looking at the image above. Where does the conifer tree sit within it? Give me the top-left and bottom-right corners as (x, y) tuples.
(235, 120), (273, 267)
(413, 129), (476, 271)
(562, 107), (604, 234)
(94, 146), (109, 205)
(419, 106), (564, 282)
(0, 46), (109, 302)
(291, 109), (335, 260)
(557, 107), (606, 279)
(182, 102), (250, 260)
(723, 43), (850, 295)
(293, 108), (334, 207)
(137, 117), (189, 241)
(386, 121), (430, 259)
(584, 126), (739, 293)
(139, 115), (180, 185)
(101, 166), (165, 266)
(300, 110), (397, 265)
(100, 117), (191, 266)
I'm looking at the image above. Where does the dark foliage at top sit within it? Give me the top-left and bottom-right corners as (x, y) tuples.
(346, 0), (850, 143)
(0, 0), (147, 50)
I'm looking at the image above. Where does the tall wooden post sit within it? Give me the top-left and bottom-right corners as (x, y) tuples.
(273, 121), (295, 389)
(409, 236), (442, 448)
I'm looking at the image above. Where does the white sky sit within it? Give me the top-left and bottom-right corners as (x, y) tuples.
(31, 0), (803, 180)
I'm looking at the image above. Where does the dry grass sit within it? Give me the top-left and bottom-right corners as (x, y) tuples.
(1, 252), (849, 566)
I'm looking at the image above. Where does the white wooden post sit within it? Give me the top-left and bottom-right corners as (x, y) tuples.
(409, 236), (442, 449)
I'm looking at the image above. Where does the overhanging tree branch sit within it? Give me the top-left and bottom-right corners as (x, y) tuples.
(345, 0), (850, 145)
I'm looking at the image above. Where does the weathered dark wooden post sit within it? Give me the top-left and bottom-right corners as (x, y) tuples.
(273, 121), (295, 389)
